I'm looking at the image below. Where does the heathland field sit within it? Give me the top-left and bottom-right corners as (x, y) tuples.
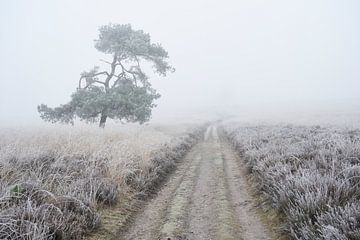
(0, 122), (359, 240)
(0, 124), (203, 239)
(224, 123), (360, 239)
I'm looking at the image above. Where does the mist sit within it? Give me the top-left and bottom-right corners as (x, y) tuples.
(1, 0), (360, 126)
(2, 2), (360, 238)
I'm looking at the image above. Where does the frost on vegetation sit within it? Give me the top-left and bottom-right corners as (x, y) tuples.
(0, 124), (202, 239)
(224, 124), (360, 239)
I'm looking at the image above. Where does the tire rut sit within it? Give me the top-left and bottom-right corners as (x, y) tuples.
(220, 135), (273, 240)
(158, 153), (202, 239)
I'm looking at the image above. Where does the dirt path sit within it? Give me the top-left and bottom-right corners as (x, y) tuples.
(119, 125), (273, 240)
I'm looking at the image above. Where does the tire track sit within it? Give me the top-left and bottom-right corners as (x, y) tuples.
(220, 136), (273, 240)
(158, 153), (202, 239)
(211, 149), (241, 239)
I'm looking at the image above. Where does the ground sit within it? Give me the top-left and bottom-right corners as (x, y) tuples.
(89, 125), (274, 240)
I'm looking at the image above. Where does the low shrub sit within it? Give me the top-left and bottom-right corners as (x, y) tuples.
(224, 124), (360, 240)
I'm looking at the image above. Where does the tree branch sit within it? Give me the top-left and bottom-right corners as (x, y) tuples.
(83, 80), (106, 89)
(100, 59), (112, 65)
(78, 71), (109, 89)
(104, 54), (118, 91)
(111, 72), (127, 88)
(91, 71), (110, 77)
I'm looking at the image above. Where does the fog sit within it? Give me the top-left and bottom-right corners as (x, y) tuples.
(1, 0), (359, 126)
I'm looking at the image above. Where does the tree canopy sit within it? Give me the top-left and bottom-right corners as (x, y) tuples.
(38, 24), (174, 127)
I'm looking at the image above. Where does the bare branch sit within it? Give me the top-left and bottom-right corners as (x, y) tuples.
(85, 71), (110, 77)
(78, 71), (108, 89)
(104, 54), (118, 91)
(83, 80), (106, 89)
(100, 59), (112, 65)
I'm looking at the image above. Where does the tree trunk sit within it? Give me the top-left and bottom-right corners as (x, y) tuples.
(99, 113), (107, 128)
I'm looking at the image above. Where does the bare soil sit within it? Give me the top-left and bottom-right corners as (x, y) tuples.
(89, 125), (275, 240)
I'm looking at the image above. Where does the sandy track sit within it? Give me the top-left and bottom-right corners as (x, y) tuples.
(98, 125), (273, 240)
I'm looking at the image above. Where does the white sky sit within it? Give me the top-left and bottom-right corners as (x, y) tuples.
(0, 0), (359, 125)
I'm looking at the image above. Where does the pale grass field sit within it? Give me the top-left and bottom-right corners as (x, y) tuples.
(224, 123), (360, 239)
(0, 123), (202, 239)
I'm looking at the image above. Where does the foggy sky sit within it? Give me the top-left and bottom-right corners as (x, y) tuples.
(1, 0), (359, 125)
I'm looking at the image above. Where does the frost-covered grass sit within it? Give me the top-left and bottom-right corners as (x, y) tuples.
(0, 124), (203, 239)
(224, 123), (360, 240)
